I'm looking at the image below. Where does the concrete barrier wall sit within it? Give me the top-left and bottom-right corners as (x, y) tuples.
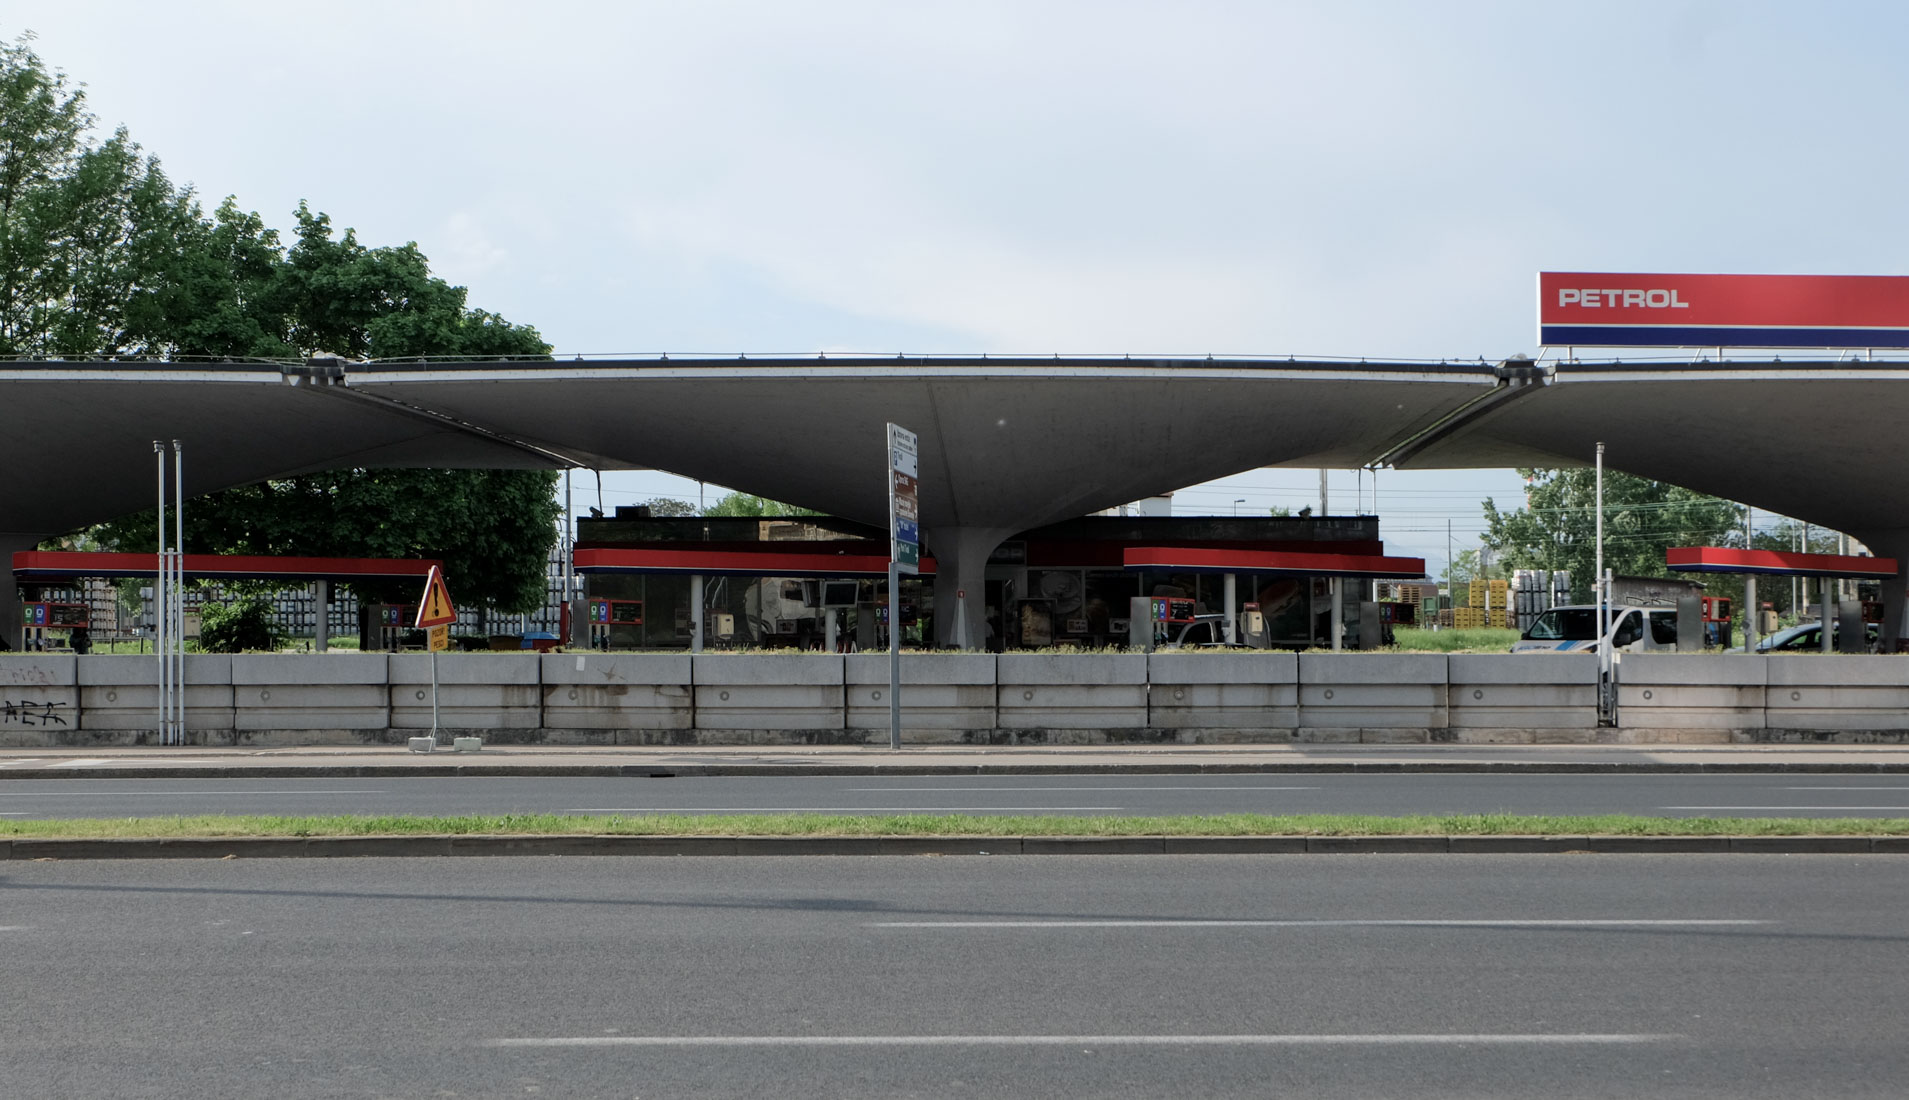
(692, 654), (845, 731)
(389, 654), (541, 730)
(11, 651), (1909, 745)
(540, 653), (692, 732)
(997, 653), (1148, 731)
(78, 654), (234, 732)
(846, 653), (997, 737)
(1765, 655), (1909, 734)
(1449, 653), (1599, 739)
(1615, 655), (1765, 740)
(232, 653), (389, 731)
(1298, 654), (1448, 740)
(0, 655), (78, 744)
(1147, 652), (1298, 732)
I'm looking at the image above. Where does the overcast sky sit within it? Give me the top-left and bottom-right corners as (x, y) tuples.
(20, 2), (1905, 568)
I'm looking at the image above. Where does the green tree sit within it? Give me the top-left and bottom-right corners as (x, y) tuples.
(0, 35), (202, 359)
(1441, 548), (1504, 591)
(1483, 468), (1743, 602)
(642, 497), (699, 517)
(704, 492), (819, 518)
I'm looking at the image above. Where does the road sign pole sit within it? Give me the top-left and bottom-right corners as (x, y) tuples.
(431, 649), (439, 743)
(888, 561), (900, 751)
(153, 441), (167, 744)
(885, 422), (920, 753)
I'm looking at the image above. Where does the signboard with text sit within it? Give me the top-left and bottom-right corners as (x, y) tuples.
(887, 423), (920, 576)
(1538, 272), (1909, 348)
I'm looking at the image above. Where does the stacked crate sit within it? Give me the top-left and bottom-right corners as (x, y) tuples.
(1485, 579), (1510, 628)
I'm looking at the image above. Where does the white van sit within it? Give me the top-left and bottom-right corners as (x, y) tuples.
(1509, 604), (1680, 655)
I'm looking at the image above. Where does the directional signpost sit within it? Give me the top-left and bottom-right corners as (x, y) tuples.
(414, 566), (457, 746)
(886, 423), (918, 751)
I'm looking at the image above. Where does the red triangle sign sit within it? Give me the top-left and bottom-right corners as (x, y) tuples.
(415, 566), (457, 628)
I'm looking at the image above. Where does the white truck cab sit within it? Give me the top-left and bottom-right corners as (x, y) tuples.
(1510, 604), (1679, 655)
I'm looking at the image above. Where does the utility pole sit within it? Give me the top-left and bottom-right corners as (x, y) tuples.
(1743, 505), (1759, 653)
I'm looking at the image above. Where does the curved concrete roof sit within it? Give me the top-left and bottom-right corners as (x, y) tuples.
(5, 354), (1903, 540)
(1382, 360), (1909, 544)
(345, 357), (1498, 534)
(6, 353), (1905, 644)
(0, 362), (585, 539)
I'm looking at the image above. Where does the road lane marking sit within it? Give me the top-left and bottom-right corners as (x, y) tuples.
(0, 789), (387, 797)
(846, 786), (1321, 792)
(1664, 805), (1909, 811)
(565, 806), (1125, 813)
(1784, 786), (1909, 790)
(0, 926), (30, 931)
(488, 1033), (1681, 1048)
(866, 919), (1772, 929)
(44, 759), (112, 768)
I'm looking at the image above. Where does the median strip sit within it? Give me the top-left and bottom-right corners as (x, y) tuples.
(2, 812), (1908, 858)
(485, 1033), (1684, 1048)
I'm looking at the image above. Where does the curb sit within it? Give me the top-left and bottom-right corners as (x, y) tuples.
(3, 834), (1903, 860)
(8, 760), (1909, 780)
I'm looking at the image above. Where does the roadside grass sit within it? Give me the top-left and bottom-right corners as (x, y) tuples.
(3, 812), (1906, 840)
(1386, 627), (1521, 653)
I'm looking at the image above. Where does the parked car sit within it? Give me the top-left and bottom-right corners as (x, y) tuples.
(1160, 614), (1249, 649)
(1733, 621), (1881, 653)
(1509, 604), (1679, 655)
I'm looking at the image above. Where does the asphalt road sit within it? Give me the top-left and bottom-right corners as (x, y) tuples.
(4, 854), (1906, 1098)
(4, 773), (1909, 819)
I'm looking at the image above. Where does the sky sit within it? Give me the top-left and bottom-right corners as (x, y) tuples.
(18, 2), (1909, 572)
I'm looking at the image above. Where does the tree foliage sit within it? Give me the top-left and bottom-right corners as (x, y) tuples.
(1483, 468), (1744, 602)
(196, 594), (285, 653)
(704, 493), (819, 518)
(642, 497), (700, 517)
(5, 32), (560, 612)
(1441, 548), (1505, 591)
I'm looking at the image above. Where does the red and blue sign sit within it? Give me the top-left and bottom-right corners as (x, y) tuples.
(1539, 272), (1909, 348)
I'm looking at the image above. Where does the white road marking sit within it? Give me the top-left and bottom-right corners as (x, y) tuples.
(867, 919), (1772, 929)
(1665, 805), (1909, 811)
(0, 811), (28, 815)
(847, 786), (1321, 792)
(0, 790), (386, 797)
(0, 926), (31, 932)
(1784, 787), (1909, 790)
(565, 806), (1125, 813)
(489, 1033), (1681, 1048)
(44, 759), (112, 768)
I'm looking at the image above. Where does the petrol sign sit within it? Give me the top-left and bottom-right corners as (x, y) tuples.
(1539, 272), (1909, 347)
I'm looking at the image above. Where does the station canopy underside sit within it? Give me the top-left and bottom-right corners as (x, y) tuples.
(4, 357), (1907, 560)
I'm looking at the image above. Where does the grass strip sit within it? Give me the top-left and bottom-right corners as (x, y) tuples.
(3, 812), (1908, 840)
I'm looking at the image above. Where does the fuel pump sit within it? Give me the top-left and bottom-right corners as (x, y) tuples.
(588, 599), (643, 649)
(21, 601), (87, 652)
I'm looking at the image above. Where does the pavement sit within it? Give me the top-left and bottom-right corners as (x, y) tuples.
(6, 741), (1909, 778)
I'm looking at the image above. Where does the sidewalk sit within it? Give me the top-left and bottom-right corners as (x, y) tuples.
(6, 742), (1909, 777)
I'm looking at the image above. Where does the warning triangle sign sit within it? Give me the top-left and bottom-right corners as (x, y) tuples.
(415, 566), (457, 628)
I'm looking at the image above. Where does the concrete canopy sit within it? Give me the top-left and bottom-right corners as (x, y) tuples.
(1385, 360), (1909, 645)
(7, 354), (1907, 646)
(1, 355), (1496, 647)
(347, 357), (1498, 641)
(0, 360), (613, 646)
